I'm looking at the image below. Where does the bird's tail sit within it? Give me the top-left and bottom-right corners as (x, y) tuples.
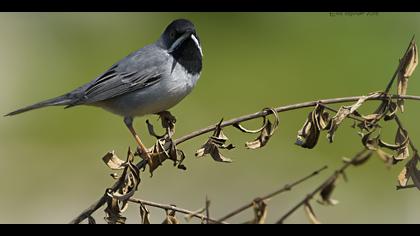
(4, 94), (75, 116)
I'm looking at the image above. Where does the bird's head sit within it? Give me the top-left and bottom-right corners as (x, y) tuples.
(159, 19), (203, 58)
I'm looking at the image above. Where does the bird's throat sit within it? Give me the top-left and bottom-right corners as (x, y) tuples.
(171, 38), (202, 75)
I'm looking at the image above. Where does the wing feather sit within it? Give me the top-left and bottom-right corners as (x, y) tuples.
(77, 44), (168, 104)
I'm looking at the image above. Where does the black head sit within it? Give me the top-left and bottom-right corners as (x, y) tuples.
(159, 19), (202, 75)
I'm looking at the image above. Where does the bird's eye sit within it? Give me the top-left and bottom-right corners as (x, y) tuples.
(170, 31), (176, 39)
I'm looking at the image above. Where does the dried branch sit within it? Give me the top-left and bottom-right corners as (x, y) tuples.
(276, 150), (368, 224)
(70, 94), (420, 224)
(174, 95), (420, 146)
(128, 198), (227, 224)
(217, 165), (328, 222)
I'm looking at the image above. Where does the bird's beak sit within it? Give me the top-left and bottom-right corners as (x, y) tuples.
(168, 31), (203, 57)
(190, 33), (203, 57)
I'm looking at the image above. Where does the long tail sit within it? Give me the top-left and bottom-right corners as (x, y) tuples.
(4, 94), (75, 116)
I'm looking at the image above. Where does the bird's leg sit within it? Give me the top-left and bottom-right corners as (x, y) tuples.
(124, 117), (153, 166)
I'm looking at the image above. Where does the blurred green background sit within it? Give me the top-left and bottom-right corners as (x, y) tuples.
(1, 12), (420, 224)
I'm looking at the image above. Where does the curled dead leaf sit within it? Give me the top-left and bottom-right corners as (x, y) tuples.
(394, 128), (410, 162)
(296, 105), (329, 149)
(147, 136), (186, 174)
(102, 151), (125, 170)
(244, 198), (268, 224)
(139, 203), (151, 224)
(343, 150), (373, 166)
(397, 41), (418, 112)
(162, 210), (180, 224)
(398, 167), (409, 187)
(236, 108), (280, 149)
(195, 119), (234, 163)
(362, 131), (380, 151)
(104, 193), (127, 224)
(376, 149), (394, 167)
(304, 202), (321, 224)
(407, 153), (420, 191)
(87, 216), (96, 224)
(317, 177), (339, 206)
(328, 93), (381, 143)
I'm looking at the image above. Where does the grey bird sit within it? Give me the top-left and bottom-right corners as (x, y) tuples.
(5, 19), (203, 161)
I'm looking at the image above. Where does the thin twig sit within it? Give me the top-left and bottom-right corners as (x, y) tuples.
(217, 165), (328, 222)
(275, 150), (367, 224)
(174, 95), (420, 145)
(128, 198), (227, 224)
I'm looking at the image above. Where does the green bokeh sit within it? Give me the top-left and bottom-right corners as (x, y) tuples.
(1, 12), (420, 223)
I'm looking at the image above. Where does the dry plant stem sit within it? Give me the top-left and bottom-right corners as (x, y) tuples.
(384, 35), (416, 94)
(217, 165), (328, 222)
(71, 95), (420, 224)
(174, 95), (420, 145)
(275, 150), (365, 224)
(128, 198), (227, 224)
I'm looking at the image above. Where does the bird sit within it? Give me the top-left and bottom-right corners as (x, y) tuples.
(5, 18), (203, 163)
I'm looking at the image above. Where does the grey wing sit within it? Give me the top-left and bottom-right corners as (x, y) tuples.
(76, 45), (169, 105)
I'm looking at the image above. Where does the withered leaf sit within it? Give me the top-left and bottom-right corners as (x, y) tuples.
(244, 198), (268, 224)
(106, 148), (141, 215)
(304, 202), (321, 224)
(147, 137), (186, 174)
(162, 210), (180, 224)
(102, 151), (125, 170)
(376, 149), (394, 167)
(343, 150), (373, 166)
(233, 117), (267, 134)
(246, 120), (274, 149)
(196, 141), (232, 163)
(88, 216), (96, 224)
(317, 177), (339, 206)
(384, 102), (398, 121)
(244, 108), (280, 149)
(407, 153), (420, 190)
(195, 119), (233, 163)
(104, 195), (127, 224)
(394, 128), (410, 162)
(328, 93), (380, 143)
(398, 167), (409, 187)
(139, 204), (151, 224)
(296, 105), (328, 149)
(362, 131), (380, 151)
(398, 41), (418, 112)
